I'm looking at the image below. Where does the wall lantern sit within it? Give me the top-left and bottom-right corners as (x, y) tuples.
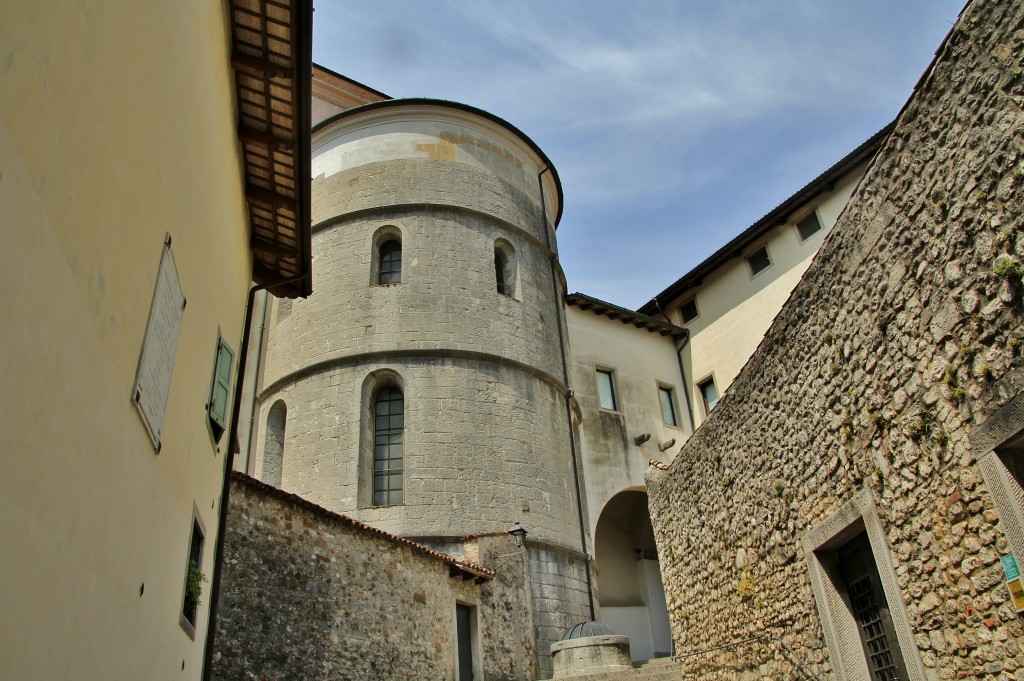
(508, 522), (528, 548)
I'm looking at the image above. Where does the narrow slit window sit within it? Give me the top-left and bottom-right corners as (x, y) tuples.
(495, 251), (508, 294)
(680, 299), (699, 324)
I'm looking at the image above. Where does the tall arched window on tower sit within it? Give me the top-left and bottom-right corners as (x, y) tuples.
(262, 400), (286, 487)
(373, 387), (404, 506)
(494, 239), (517, 297)
(371, 225), (403, 286)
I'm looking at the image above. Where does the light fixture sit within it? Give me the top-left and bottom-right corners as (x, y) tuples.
(508, 522), (528, 548)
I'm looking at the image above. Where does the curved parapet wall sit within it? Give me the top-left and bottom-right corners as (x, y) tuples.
(256, 100), (580, 553)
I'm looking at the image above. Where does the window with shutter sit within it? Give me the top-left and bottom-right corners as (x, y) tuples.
(207, 336), (235, 443)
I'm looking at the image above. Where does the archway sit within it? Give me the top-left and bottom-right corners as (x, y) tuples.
(594, 489), (672, 661)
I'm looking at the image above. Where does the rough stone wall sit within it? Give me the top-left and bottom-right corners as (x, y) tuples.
(212, 475), (537, 681)
(648, 0), (1024, 678)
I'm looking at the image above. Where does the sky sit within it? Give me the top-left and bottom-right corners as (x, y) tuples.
(313, 1), (966, 309)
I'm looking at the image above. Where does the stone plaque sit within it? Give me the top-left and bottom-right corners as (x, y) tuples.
(132, 235), (185, 451)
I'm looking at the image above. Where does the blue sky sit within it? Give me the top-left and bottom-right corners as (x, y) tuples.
(313, 1), (965, 309)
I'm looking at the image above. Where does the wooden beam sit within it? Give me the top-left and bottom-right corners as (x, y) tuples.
(246, 184), (292, 208)
(239, 124), (294, 150)
(231, 51), (291, 79)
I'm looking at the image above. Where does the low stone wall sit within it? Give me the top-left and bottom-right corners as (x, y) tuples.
(211, 474), (536, 680)
(649, 0), (1024, 678)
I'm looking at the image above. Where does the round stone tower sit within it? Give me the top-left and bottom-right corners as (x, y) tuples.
(254, 99), (590, 673)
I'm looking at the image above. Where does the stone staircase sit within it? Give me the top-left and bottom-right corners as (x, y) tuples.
(540, 657), (680, 681)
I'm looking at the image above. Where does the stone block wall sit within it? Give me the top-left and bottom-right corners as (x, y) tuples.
(648, 0), (1024, 678)
(528, 545), (594, 678)
(212, 474), (537, 681)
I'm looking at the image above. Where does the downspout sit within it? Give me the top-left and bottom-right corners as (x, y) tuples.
(538, 167), (596, 621)
(651, 297), (695, 433)
(203, 273), (309, 681)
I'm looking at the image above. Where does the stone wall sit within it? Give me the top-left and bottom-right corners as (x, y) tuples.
(648, 0), (1024, 678)
(212, 473), (538, 681)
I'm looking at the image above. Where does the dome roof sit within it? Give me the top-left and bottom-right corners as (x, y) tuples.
(560, 621), (617, 641)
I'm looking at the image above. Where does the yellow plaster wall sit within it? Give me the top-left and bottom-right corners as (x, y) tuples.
(0, 3), (252, 679)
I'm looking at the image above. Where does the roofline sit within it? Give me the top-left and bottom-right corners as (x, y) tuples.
(638, 121), (896, 315)
(566, 292), (688, 339)
(312, 98), (565, 228)
(312, 62), (392, 100)
(231, 472), (495, 581)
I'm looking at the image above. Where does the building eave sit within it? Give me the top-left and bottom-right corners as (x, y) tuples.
(229, 0), (314, 298)
(566, 292), (688, 339)
(638, 121), (896, 316)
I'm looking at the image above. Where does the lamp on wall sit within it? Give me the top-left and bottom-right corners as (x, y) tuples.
(508, 522), (528, 548)
(492, 522), (529, 570)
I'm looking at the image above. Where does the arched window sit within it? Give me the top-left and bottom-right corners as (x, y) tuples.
(373, 387), (404, 506)
(495, 251), (508, 294)
(262, 400), (286, 487)
(494, 239), (517, 297)
(371, 225), (403, 286)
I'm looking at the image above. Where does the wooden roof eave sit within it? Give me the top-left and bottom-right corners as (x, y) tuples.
(228, 0), (313, 299)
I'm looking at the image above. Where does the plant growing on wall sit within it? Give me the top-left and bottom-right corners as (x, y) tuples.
(185, 559), (206, 611)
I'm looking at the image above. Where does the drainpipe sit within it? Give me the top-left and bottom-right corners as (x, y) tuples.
(203, 273), (309, 681)
(651, 298), (695, 433)
(242, 291), (271, 476)
(538, 168), (596, 621)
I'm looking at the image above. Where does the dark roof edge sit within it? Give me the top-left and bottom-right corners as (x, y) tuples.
(312, 98), (564, 228)
(638, 120), (896, 315)
(566, 292), (688, 339)
(231, 471), (494, 580)
(312, 62), (392, 100)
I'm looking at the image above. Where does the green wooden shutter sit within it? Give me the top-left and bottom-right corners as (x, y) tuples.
(208, 338), (234, 436)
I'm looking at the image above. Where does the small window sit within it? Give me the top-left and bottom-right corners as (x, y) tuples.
(797, 211), (823, 241)
(207, 336), (235, 444)
(262, 400), (287, 487)
(379, 240), (402, 284)
(373, 387), (404, 506)
(658, 386), (678, 427)
(679, 298), (699, 324)
(746, 246), (771, 276)
(180, 515), (205, 638)
(494, 239), (517, 297)
(596, 369), (618, 411)
(698, 378), (718, 415)
(495, 251), (508, 294)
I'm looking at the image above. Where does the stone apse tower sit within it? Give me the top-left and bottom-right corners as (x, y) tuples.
(254, 98), (591, 672)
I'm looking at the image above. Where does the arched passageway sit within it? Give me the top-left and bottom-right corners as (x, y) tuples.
(594, 489), (672, 661)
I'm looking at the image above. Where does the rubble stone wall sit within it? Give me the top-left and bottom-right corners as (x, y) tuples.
(648, 0), (1024, 678)
(212, 474), (537, 681)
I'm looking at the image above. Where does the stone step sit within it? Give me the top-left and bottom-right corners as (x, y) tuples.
(539, 657), (680, 681)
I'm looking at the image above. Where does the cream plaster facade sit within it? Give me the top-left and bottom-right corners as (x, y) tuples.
(0, 3), (309, 680)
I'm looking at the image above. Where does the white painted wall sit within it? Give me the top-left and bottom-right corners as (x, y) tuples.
(665, 167), (866, 427)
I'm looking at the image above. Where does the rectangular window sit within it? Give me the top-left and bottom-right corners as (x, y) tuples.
(595, 369), (618, 411)
(746, 246), (771, 276)
(679, 298), (699, 324)
(180, 514), (206, 639)
(698, 378), (718, 415)
(797, 211), (823, 241)
(207, 335), (235, 444)
(658, 386), (678, 427)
